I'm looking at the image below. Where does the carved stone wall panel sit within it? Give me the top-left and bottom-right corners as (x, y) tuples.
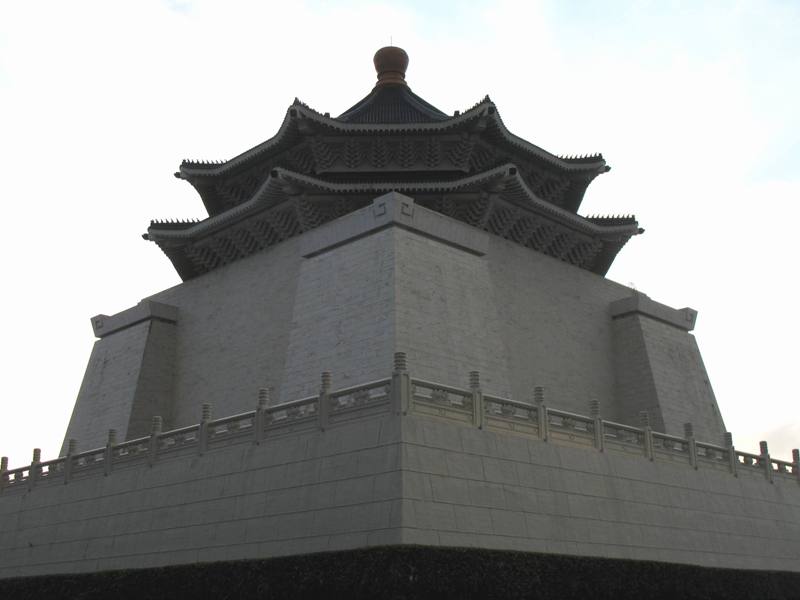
(469, 142), (498, 172)
(484, 203), (518, 238)
(216, 164), (274, 211)
(371, 138), (390, 168)
(529, 171), (571, 207)
(288, 145), (315, 173)
(317, 136), (465, 172)
(447, 136), (475, 169)
(396, 138), (415, 168)
(464, 194), (490, 226)
(251, 217), (283, 248)
(233, 227), (263, 256)
(184, 244), (221, 274)
(310, 137), (338, 171)
(343, 139), (367, 169)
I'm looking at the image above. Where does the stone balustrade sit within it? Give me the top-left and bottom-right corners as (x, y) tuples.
(1, 352), (798, 493)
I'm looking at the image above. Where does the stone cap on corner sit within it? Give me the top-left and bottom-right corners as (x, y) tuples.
(91, 300), (178, 338)
(300, 191), (489, 258)
(610, 293), (697, 331)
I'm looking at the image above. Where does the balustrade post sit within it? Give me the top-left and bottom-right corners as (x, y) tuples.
(391, 352), (411, 415)
(684, 423), (698, 469)
(29, 448), (41, 490)
(149, 417), (162, 466)
(318, 372), (331, 431)
(104, 430), (117, 476)
(199, 404), (212, 455)
(589, 399), (603, 452)
(793, 449), (799, 485)
(470, 371), (484, 429)
(534, 386), (547, 441)
(640, 412), (654, 461)
(760, 441), (772, 483)
(64, 439), (77, 484)
(725, 432), (737, 477)
(0, 456), (7, 493)
(255, 388), (269, 445)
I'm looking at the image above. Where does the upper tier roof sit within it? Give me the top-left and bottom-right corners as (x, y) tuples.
(175, 47), (608, 216)
(153, 47), (639, 280)
(176, 97), (608, 216)
(338, 50), (448, 123)
(338, 83), (449, 123)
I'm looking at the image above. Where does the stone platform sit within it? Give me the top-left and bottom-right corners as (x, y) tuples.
(2, 359), (798, 578)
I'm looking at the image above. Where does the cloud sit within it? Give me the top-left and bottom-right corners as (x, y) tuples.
(0, 0), (797, 466)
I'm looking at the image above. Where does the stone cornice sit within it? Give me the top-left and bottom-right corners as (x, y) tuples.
(610, 293), (698, 331)
(91, 301), (178, 338)
(299, 192), (489, 259)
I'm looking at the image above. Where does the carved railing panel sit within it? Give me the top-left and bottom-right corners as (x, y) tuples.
(695, 442), (731, 473)
(411, 379), (473, 424)
(772, 458), (798, 477)
(547, 409), (595, 448)
(112, 438), (150, 466)
(2, 366), (797, 494)
(158, 425), (200, 455)
(652, 432), (692, 466)
(735, 451), (766, 478)
(265, 396), (319, 434)
(603, 421), (647, 456)
(483, 394), (539, 437)
(38, 458), (65, 482)
(329, 379), (391, 422)
(208, 412), (256, 448)
(5, 466), (30, 486)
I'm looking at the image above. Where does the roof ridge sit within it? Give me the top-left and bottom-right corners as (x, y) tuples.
(336, 84), (449, 124)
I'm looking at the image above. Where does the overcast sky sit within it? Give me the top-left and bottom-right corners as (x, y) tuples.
(0, 0), (798, 466)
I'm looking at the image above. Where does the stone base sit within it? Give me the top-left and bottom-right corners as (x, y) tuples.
(3, 384), (799, 578)
(1, 546), (798, 600)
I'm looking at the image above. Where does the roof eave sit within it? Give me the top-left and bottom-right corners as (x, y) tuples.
(150, 163), (640, 248)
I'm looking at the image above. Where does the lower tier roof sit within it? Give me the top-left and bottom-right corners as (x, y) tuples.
(146, 165), (641, 280)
